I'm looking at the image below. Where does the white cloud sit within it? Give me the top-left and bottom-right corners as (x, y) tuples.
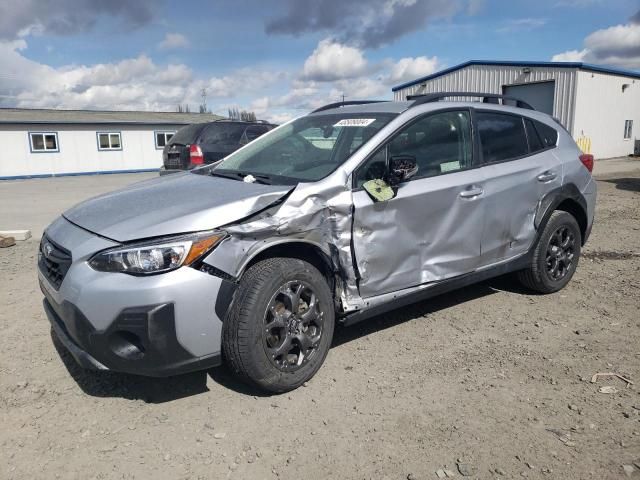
(0, 35), (444, 124)
(551, 49), (589, 62)
(387, 56), (441, 84)
(552, 21), (640, 69)
(158, 33), (190, 50)
(302, 39), (369, 81)
(0, 39), (280, 112)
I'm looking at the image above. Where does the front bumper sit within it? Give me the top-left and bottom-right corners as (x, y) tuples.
(39, 216), (235, 377)
(42, 287), (223, 376)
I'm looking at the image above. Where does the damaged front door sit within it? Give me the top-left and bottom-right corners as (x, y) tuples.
(351, 110), (485, 298)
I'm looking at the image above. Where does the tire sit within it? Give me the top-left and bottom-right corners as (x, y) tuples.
(517, 210), (582, 294)
(222, 257), (335, 393)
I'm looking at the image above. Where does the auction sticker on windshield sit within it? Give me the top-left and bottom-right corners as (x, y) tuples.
(333, 118), (376, 127)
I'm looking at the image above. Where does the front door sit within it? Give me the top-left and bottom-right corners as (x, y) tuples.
(351, 110), (486, 298)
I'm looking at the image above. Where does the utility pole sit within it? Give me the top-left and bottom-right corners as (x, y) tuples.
(200, 88), (207, 113)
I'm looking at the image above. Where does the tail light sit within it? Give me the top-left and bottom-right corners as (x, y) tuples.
(189, 144), (204, 165)
(579, 153), (594, 173)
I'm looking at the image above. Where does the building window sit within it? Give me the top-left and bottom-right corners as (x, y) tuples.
(29, 132), (59, 152)
(624, 120), (633, 139)
(97, 132), (122, 151)
(155, 131), (175, 149)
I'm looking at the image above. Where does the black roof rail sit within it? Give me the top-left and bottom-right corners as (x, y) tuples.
(407, 92), (535, 110)
(311, 100), (387, 114)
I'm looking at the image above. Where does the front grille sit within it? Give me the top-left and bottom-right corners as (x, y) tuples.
(38, 236), (72, 290)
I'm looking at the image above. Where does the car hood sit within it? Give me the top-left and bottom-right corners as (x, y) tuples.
(62, 172), (294, 242)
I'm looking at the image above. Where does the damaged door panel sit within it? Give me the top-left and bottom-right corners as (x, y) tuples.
(352, 170), (484, 298)
(351, 109), (483, 298)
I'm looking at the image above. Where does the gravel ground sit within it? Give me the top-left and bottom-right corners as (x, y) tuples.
(1, 166), (639, 479)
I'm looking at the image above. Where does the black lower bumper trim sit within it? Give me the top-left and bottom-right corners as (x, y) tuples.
(42, 293), (222, 377)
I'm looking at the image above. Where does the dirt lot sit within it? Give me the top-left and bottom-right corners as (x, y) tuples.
(1, 165), (639, 479)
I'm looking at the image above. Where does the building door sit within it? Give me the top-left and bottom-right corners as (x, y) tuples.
(503, 81), (555, 116)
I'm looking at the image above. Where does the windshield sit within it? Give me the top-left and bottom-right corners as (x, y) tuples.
(212, 113), (396, 184)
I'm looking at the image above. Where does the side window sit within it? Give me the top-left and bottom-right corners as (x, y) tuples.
(97, 132), (122, 151)
(624, 120), (633, 139)
(477, 112), (528, 163)
(155, 131), (175, 149)
(533, 120), (558, 148)
(29, 132), (59, 152)
(355, 110), (472, 187)
(243, 126), (269, 142)
(524, 119), (544, 153)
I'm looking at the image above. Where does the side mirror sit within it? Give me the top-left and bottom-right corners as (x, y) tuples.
(388, 155), (418, 185)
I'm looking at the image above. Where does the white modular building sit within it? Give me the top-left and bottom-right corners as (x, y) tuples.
(0, 109), (223, 179)
(392, 60), (640, 159)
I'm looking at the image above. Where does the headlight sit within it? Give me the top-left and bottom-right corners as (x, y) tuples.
(89, 232), (224, 274)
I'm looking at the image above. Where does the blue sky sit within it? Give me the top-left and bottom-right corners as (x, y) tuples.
(1, 0), (638, 122)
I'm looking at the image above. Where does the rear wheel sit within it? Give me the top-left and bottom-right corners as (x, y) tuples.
(222, 257), (334, 393)
(517, 210), (581, 293)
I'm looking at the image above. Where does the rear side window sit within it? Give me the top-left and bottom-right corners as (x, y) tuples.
(168, 124), (205, 145)
(202, 124), (246, 144)
(477, 112), (528, 163)
(534, 121), (558, 148)
(244, 125), (269, 141)
(525, 119), (544, 152)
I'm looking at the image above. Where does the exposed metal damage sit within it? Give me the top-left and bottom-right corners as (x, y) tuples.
(202, 170), (363, 315)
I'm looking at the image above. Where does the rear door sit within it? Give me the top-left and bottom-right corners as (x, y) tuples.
(351, 109), (485, 298)
(475, 110), (562, 266)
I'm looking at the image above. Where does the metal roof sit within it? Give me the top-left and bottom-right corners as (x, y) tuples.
(0, 108), (225, 125)
(391, 60), (640, 92)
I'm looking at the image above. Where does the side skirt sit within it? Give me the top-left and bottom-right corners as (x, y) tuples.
(339, 253), (530, 327)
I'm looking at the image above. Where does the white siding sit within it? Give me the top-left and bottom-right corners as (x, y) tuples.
(393, 65), (578, 134)
(0, 124), (183, 178)
(573, 71), (640, 159)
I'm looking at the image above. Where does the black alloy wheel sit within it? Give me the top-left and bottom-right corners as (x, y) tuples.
(263, 280), (325, 371)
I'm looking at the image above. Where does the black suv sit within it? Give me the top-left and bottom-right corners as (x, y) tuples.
(159, 120), (276, 175)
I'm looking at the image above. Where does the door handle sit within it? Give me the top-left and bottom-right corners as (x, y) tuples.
(459, 186), (484, 199)
(537, 171), (557, 182)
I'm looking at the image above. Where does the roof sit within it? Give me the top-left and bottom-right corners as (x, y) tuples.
(391, 60), (640, 92)
(0, 108), (225, 125)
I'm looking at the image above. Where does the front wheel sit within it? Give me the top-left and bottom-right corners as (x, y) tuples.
(222, 257), (335, 393)
(517, 210), (582, 293)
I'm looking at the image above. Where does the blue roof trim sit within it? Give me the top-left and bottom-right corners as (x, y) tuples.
(391, 60), (640, 91)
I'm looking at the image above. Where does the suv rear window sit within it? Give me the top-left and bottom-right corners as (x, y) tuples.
(477, 112), (528, 163)
(168, 124), (206, 145)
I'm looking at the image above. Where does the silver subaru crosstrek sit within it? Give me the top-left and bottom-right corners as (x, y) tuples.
(39, 92), (596, 392)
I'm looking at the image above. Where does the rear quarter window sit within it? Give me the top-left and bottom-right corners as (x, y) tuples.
(168, 124), (206, 145)
(477, 112), (528, 163)
(533, 120), (558, 148)
(525, 119), (544, 152)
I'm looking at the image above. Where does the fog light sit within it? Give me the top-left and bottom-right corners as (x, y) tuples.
(108, 331), (145, 360)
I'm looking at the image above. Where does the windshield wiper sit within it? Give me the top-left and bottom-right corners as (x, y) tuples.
(210, 170), (273, 185)
(209, 170), (244, 182)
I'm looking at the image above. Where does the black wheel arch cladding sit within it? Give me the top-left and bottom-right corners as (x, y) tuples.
(535, 183), (589, 245)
